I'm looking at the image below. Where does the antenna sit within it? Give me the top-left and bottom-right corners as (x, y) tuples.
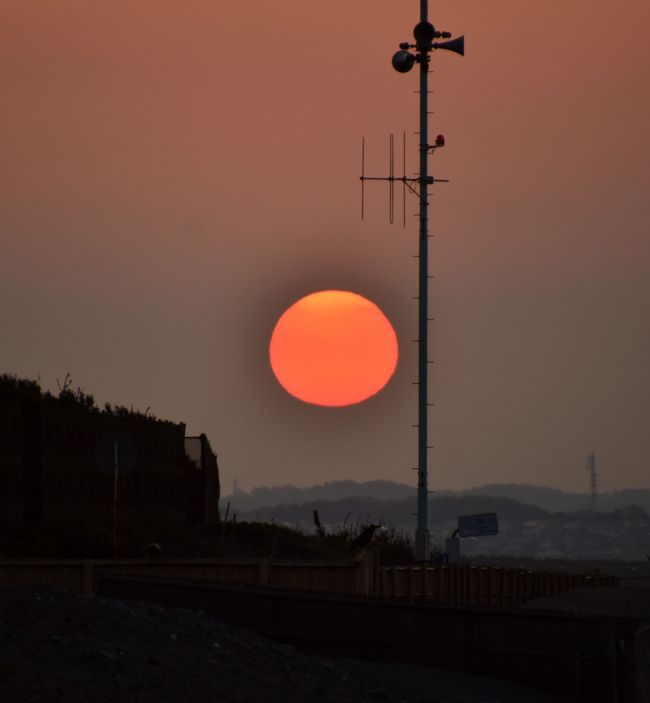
(586, 451), (598, 510)
(360, 133), (449, 228)
(360, 2), (464, 561)
(402, 131), (407, 228)
(361, 137), (365, 219)
(389, 133), (394, 225)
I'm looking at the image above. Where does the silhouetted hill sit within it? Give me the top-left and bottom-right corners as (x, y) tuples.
(226, 480), (650, 514)
(457, 484), (585, 512)
(237, 494), (547, 529)
(460, 483), (650, 513)
(598, 489), (650, 513)
(225, 480), (415, 513)
(229, 486), (650, 561)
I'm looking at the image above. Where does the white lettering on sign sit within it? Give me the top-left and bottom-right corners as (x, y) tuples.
(458, 512), (498, 537)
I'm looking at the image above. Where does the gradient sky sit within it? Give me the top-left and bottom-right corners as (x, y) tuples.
(1, 1), (648, 494)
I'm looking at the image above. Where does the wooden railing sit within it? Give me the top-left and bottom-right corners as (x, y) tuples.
(0, 558), (616, 605)
(0, 558), (362, 596)
(377, 564), (616, 606)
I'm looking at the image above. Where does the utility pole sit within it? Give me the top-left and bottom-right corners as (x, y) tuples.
(390, 3), (464, 561)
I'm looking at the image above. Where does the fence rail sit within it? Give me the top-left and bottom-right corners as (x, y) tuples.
(0, 557), (616, 605)
(0, 558), (362, 596)
(378, 564), (615, 607)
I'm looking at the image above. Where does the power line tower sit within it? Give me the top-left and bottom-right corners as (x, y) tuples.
(361, 2), (464, 561)
(586, 451), (598, 510)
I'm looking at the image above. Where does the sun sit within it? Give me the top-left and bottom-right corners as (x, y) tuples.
(269, 290), (398, 407)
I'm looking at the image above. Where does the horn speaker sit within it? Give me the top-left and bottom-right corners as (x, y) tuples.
(434, 35), (464, 56)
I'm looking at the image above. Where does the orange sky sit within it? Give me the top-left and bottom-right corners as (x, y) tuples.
(1, 1), (648, 493)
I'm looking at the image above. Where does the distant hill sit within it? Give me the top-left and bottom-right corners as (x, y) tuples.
(225, 480), (650, 514)
(224, 481), (650, 560)
(458, 484), (588, 512)
(224, 480), (415, 513)
(237, 494), (547, 530)
(597, 489), (650, 513)
(460, 484), (650, 514)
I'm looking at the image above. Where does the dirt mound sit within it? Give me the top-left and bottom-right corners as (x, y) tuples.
(0, 585), (562, 703)
(0, 585), (438, 703)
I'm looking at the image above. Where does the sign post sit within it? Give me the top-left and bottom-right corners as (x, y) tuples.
(96, 431), (137, 558)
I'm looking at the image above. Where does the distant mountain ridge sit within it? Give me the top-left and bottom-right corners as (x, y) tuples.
(236, 494), (548, 530)
(459, 484), (650, 514)
(225, 480), (650, 514)
(225, 480), (415, 513)
(225, 482), (650, 561)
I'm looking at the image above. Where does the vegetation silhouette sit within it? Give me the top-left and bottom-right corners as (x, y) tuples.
(0, 372), (164, 421)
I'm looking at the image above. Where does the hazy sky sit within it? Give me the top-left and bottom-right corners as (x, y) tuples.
(2, 1), (648, 494)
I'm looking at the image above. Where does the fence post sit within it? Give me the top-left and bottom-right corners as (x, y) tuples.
(370, 548), (380, 596)
(511, 569), (518, 607)
(258, 560), (270, 587)
(357, 554), (371, 596)
(82, 560), (94, 595)
(406, 567), (412, 601)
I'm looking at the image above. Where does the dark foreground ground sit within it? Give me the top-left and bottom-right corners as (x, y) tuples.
(0, 585), (563, 703)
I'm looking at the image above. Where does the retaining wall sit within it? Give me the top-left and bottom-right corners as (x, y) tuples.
(96, 575), (646, 703)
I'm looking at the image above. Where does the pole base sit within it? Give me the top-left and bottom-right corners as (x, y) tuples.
(414, 527), (430, 562)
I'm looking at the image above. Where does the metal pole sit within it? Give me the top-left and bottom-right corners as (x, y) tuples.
(364, 0), (463, 560)
(414, 0), (431, 562)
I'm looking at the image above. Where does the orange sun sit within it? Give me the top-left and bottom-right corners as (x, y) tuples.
(269, 290), (398, 407)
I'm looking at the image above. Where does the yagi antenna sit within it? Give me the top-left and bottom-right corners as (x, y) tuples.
(402, 131), (407, 228)
(361, 137), (365, 220)
(389, 133), (394, 225)
(361, 133), (448, 227)
(360, 1), (464, 562)
(362, 135), (401, 222)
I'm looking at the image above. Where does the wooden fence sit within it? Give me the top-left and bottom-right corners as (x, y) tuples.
(0, 557), (616, 604)
(377, 564), (615, 607)
(0, 558), (362, 596)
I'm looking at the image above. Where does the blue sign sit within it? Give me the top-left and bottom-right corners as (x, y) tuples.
(458, 512), (498, 537)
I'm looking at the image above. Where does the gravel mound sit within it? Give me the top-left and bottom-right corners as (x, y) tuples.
(0, 585), (562, 703)
(0, 585), (444, 703)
